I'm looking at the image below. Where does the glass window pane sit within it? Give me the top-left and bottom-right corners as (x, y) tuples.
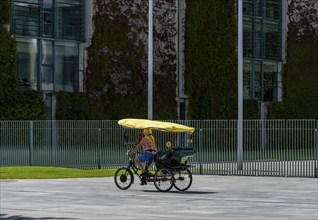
(265, 0), (281, 20)
(265, 20), (281, 60)
(57, 0), (85, 41)
(43, 0), (53, 11)
(243, 0), (262, 17)
(254, 0), (263, 17)
(42, 66), (54, 91)
(16, 38), (38, 90)
(254, 19), (263, 59)
(243, 0), (253, 16)
(13, 2), (40, 36)
(41, 40), (54, 91)
(44, 13), (54, 37)
(243, 18), (253, 58)
(55, 42), (79, 92)
(42, 40), (53, 65)
(13, 0), (85, 41)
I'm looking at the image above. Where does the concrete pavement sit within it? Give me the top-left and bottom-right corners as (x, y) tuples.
(1, 175), (317, 220)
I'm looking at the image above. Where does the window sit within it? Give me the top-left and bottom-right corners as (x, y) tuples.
(16, 38), (38, 90)
(243, 18), (253, 57)
(243, 0), (282, 61)
(243, 0), (282, 101)
(12, 0), (85, 93)
(43, 0), (54, 37)
(264, 20), (281, 60)
(55, 41), (79, 92)
(265, 0), (281, 20)
(253, 18), (263, 59)
(13, 1), (40, 36)
(12, 0), (85, 41)
(57, 0), (85, 41)
(41, 40), (54, 91)
(244, 59), (278, 101)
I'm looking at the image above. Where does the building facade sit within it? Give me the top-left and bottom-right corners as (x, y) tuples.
(10, 0), (91, 119)
(9, 0), (286, 119)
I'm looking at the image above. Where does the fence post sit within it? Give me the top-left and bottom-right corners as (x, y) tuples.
(199, 128), (203, 175)
(237, 120), (243, 171)
(315, 120), (318, 178)
(98, 128), (101, 169)
(29, 121), (33, 166)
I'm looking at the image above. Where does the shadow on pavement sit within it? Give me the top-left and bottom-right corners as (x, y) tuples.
(0, 214), (76, 220)
(142, 190), (218, 194)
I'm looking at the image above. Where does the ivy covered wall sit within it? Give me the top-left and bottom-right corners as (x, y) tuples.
(184, 0), (258, 119)
(0, 0), (45, 120)
(268, 0), (318, 119)
(0, 0), (16, 119)
(82, 0), (178, 120)
(56, 0), (317, 120)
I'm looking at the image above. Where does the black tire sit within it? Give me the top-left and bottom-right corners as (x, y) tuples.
(173, 169), (192, 191)
(114, 167), (134, 190)
(154, 168), (174, 192)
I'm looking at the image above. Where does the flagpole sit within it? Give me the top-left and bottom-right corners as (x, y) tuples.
(148, 0), (153, 120)
(237, 0), (243, 170)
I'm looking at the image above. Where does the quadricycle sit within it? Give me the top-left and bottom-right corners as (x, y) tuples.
(114, 118), (197, 192)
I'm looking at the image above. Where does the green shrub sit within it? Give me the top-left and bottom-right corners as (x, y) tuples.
(55, 92), (90, 120)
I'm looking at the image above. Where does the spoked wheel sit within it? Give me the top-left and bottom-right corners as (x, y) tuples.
(114, 167), (134, 190)
(173, 169), (192, 191)
(154, 168), (174, 192)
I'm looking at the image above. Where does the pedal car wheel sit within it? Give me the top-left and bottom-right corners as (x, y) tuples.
(154, 168), (174, 192)
(114, 167), (133, 190)
(173, 169), (192, 191)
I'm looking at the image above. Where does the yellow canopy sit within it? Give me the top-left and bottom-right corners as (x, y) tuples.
(118, 118), (195, 134)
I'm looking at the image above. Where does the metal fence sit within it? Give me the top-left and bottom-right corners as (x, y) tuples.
(1, 120), (317, 178)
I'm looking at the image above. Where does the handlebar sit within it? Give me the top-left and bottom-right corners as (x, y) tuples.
(126, 149), (140, 158)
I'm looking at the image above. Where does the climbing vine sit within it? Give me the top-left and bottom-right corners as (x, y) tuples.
(56, 0), (317, 120)
(83, 0), (178, 120)
(184, 0), (258, 119)
(268, 0), (318, 119)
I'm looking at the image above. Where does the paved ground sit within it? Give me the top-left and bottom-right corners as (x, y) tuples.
(0, 175), (317, 220)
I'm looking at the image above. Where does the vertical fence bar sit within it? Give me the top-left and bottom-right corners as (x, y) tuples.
(29, 121), (33, 166)
(296, 120), (300, 176)
(315, 120), (318, 178)
(199, 128), (202, 175)
(286, 120), (289, 176)
(98, 128), (101, 169)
